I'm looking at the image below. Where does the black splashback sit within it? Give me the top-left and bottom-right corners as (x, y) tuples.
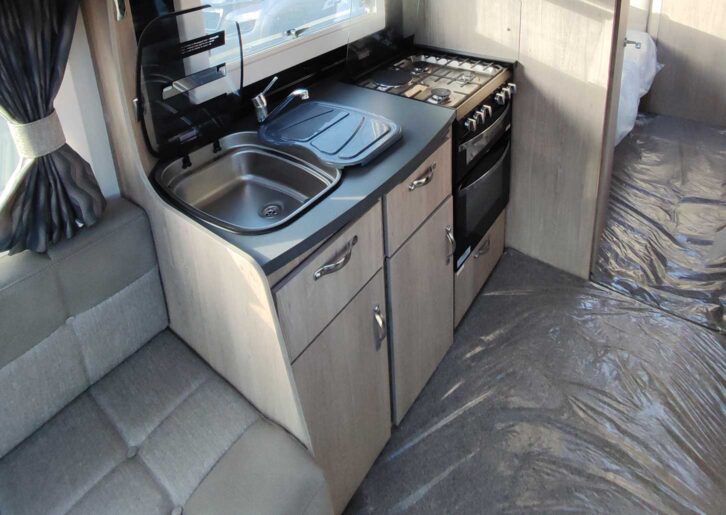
(136, 6), (244, 159)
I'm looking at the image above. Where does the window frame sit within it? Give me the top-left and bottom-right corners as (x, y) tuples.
(181, 0), (386, 87)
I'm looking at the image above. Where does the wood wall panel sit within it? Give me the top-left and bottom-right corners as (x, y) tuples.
(592, 0), (629, 273)
(644, 0), (726, 127)
(81, 0), (311, 449)
(413, 0), (521, 61)
(507, 0), (618, 278)
(628, 0), (651, 31)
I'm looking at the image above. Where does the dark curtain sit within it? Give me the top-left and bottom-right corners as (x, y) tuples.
(0, 0), (106, 253)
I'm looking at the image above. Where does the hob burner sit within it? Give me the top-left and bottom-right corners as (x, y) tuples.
(430, 88), (452, 104)
(411, 60), (430, 73)
(370, 68), (413, 88)
(458, 72), (475, 84)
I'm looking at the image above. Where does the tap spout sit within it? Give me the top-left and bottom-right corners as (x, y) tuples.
(252, 76), (309, 124)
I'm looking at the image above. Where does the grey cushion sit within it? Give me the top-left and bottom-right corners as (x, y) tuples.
(185, 419), (333, 515)
(90, 331), (215, 447)
(0, 198), (168, 456)
(0, 331), (332, 515)
(0, 197), (333, 514)
(72, 266), (167, 383)
(47, 198), (158, 315)
(0, 325), (89, 458)
(0, 394), (129, 515)
(0, 251), (64, 368)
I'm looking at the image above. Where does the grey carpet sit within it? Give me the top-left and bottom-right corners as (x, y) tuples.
(347, 250), (725, 514)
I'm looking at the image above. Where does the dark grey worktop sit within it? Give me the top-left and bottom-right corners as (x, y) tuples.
(205, 81), (455, 275)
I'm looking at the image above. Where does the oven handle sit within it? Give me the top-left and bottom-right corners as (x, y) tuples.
(461, 141), (511, 193)
(459, 103), (511, 165)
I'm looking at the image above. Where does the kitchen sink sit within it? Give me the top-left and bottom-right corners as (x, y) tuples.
(154, 132), (341, 234)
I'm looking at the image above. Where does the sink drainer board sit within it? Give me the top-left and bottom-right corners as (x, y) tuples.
(259, 101), (402, 168)
(154, 132), (341, 234)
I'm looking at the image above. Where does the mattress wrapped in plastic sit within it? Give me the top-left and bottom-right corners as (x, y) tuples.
(616, 30), (662, 145)
(348, 250), (726, 514)
(595, 114), (725, 332)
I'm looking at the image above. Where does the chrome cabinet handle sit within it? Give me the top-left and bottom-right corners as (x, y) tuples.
(474, 237), (491, 259)
(373, 305), (386, 350)
(313, 235), (358, 280)
(445, 226), (456, 264)
(114, 0), (126, 21)
(408, 163), (437, 191)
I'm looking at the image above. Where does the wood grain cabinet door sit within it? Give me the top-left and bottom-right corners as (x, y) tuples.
(291, 270), (391, 514)
(387, 196), (455, 424)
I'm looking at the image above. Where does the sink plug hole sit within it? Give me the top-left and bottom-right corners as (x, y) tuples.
(260, 203), (283, 218)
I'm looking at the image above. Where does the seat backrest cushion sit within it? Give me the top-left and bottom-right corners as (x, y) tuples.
(0, 198), (168, 457)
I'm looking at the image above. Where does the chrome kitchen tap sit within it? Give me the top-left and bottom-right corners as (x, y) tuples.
(252, 76), (309, 124)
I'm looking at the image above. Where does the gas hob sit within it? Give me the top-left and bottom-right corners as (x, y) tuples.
(357, 52), (510, 116)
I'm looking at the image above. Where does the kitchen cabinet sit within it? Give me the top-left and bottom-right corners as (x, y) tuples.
(386, 196), (455, 423)
(275, 202), (383, 361)
(292, 270), (391, 513)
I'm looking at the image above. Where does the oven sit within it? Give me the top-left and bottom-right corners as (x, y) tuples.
(454, 133), (510, 268)
(452, 88), (513, 270)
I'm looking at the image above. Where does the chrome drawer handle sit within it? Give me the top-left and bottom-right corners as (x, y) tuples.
(114, 0), (126, 20)
(313, 235), (358, 280)
(373, 305), (386, 349)
(474, 237), (491, 259)
(408, 162), (437, 191)
(445, 225), (456, 264)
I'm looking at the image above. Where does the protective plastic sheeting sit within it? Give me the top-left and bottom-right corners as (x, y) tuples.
(595, 114), (725, 332)
(347, 250), (725, 514)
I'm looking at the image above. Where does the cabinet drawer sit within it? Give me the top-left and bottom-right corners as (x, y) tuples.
(454, 210), (505, 327)
(292, 270), (391, 513)
(275, 201), (383, 361)
(387, 196), (454, 424)
(384, 133), (452, 256)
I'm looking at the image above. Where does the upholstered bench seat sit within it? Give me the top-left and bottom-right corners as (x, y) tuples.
(0, 199), (331, 515)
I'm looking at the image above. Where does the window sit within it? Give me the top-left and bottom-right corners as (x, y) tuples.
(0, 119), (18, 193)
(176, 0), (385, 85)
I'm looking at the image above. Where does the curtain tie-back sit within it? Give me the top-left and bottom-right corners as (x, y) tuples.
(7, 110), (66, 159)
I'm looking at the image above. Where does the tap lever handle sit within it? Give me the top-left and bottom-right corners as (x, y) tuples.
(261, 76), (279, 96)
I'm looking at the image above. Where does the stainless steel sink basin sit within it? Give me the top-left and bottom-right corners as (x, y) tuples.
(154, 132), (341, 233)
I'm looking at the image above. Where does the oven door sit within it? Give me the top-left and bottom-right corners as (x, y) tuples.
(454, 134), (511, 269)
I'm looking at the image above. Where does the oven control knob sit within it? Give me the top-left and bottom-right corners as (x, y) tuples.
(507, 82), (517, 95)
(465, 117), (478, 132)
(475, 105), (492, 123)
(502, 87), (513, 100)
(495, 91), (506, 105)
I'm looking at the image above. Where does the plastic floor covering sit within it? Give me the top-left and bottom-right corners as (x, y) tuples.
(347, 250), (725, 514)
(593, 114), (725, 332)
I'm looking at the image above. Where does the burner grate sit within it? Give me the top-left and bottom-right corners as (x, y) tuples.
(357, 51), (508, 111)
